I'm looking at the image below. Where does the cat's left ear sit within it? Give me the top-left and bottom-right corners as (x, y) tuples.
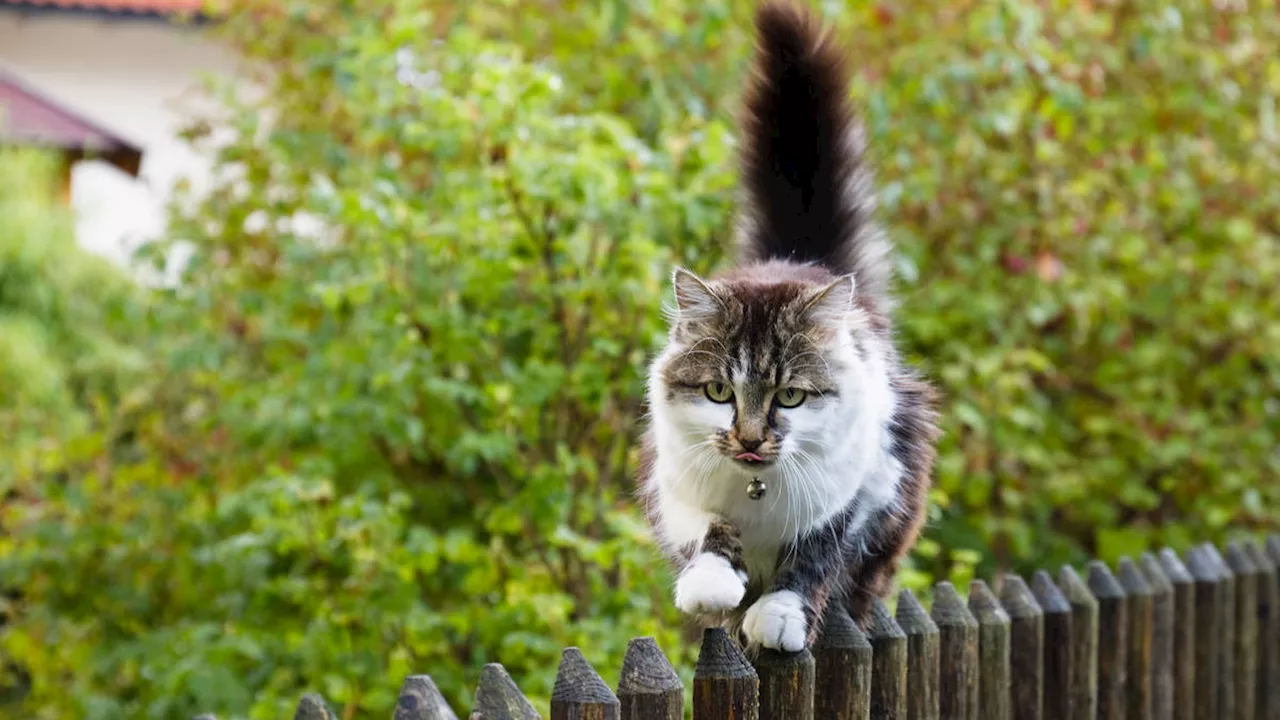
(802, 275), (856, 323)
(672, 266), (723, 321)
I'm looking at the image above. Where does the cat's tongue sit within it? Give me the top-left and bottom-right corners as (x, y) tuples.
(735, 452), (764, 463)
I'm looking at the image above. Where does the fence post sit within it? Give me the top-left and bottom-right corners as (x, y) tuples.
(1272, 537), (1280, 641)
(1202, 543), (1237, 718)
(1225, 543), (1259, 720)
(896, 589), (939, 720)
(1032, 571), (1072, 720)
(931, 582), (978, 720)
(869, 596), (908, 720)
(552, 648), (621, 720)
(1117, 558), (1154, 720)
(617, 637), (682, 720)
(1158, 549), (1196, 720)
(755, 648), (814, 720)
(1000, 575), (1044, 720)
(473, 664), (540, 720)
(293, 693), (336, 720)
(1058, 566), (1098, 720)
(693, 627), (758, 720)
(1245, 541), (1279, 720)
(969, 579), (1011, 720)
(394, 676), (459, 720)
(1139, 553), (1174, 720)
(1186, 546), (1221, 719)
(814, 601), (871, 720)
(1087, 561), (1128, 720)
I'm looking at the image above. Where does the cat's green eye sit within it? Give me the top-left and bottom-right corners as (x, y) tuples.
(704, 381), (734, 403)
(775, 387), (807, 408)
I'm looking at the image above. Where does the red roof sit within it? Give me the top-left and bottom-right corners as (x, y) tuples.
(0, 0), (204, 15)
(0, 70), (143, 176)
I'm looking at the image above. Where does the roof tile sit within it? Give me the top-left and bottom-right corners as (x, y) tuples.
(0, 0), (204, 15)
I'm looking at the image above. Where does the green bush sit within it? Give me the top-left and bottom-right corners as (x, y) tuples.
(6, 4), (731, 718)
(1, 0), (1278, 718)
(0, 149), (145, 481)
(858, 0), (1280, 571)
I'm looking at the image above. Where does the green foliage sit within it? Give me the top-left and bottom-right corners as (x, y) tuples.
(6, 4), (731, 718)
(1, 0), (1278, 718)
(857, 0), (1280, 571)
(0, 149), (145, 479)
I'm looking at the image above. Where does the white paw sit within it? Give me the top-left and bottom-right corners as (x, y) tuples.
(743, 590), (808, 652)
(674, 553), (747, 614)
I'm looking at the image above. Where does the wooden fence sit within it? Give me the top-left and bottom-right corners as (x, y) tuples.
(202, 537), (1280, 719)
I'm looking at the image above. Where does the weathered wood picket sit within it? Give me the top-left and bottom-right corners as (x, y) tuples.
(197, 536), (1280, 719)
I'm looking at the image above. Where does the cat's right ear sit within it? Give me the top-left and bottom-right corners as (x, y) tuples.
(672, 267), (722, 321)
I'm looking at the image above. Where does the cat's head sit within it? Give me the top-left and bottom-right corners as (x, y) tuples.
(648, 261), (877, 475)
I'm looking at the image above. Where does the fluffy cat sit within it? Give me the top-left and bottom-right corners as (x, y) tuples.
(637, 1), (939, 653)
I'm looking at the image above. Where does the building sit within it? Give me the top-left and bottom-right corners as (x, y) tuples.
(0, 69), (143, 199)
(0, 0), (236, 272)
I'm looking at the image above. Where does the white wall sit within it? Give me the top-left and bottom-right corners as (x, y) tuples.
(0, 12), (238, 277)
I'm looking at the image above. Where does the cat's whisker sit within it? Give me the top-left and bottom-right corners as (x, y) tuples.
(679, 448), (712, 490)
(767, 465), (785, 514)
(782, 453), (819, 550)
(690, 451), (719, 497)
(777, 456), (799, 563)
(675, 336), (727, 358)
(787, 350), (836, 380)
(802, 462), (821, 540)
(776, 457), (795, 533)
(668, 441), (718, 496)
(674, 349), (726, 365)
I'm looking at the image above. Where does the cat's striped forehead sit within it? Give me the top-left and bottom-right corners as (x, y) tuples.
(662, 278), (840, 393)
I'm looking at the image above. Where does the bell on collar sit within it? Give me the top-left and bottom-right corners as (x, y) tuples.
(746, 477), (767, 501)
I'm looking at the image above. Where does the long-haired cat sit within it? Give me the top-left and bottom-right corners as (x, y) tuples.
(638, 1), (939, 652)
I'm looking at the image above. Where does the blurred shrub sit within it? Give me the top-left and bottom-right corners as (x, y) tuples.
(1, 0), (1278, 718)
(0, 149), (145, 479)
(854, 0), (1280, 572)
(4, 3), (732, 718)
(0, 148), (147, 709)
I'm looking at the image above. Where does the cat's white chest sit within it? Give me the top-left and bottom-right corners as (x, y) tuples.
(710, 474), (804, 579)
(653, 429), (903, 585)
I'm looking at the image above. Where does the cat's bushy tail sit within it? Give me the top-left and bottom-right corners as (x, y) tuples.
(736, 1), (892, 304)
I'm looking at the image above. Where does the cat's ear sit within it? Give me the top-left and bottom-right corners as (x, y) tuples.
(802, 274), (856, 322)
(672, 267), (722, 320)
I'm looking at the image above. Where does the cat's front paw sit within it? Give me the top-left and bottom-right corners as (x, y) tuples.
(743, 590), (808, 652)
(674, 553), (747, 614)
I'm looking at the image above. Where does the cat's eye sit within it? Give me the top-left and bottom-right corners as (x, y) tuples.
(775, 387), (807, 408)
(704, 381), (734, 403)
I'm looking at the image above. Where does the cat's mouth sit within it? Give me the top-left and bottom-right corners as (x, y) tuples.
(733, 452), (773, 468)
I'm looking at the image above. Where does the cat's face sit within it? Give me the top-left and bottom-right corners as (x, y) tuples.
(651, 264), (864, 476)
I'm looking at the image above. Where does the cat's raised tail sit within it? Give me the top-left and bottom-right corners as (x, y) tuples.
(736, 1), (893, 306)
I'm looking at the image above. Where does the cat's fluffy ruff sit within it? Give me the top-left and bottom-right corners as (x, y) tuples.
(637, 1), (938, 653)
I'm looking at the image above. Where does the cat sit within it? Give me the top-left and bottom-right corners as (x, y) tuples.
(636, 0), (939, 653)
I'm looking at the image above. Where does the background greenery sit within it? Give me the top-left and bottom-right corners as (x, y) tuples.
(2, 0), (1278, 717)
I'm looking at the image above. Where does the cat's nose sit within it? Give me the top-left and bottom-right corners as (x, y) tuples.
(738, 438), (763, 452)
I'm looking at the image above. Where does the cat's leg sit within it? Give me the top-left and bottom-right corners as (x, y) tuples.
(742, 521), (847, 652)
(673, 518), (750, 614)
(844, 506), (927, 628)
(843, 552), (898, 629)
